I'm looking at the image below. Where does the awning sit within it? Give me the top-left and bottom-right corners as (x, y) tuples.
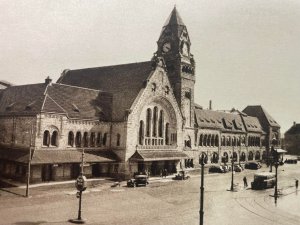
(0, 147), (117, 165)
(130, 150), (189, 162)
(276, 149), (287, 154)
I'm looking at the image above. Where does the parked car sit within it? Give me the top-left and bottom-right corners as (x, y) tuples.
(221, 165), (229, 172)
(285, 159), (298, 164)
(234, 165), (243, 172)
(127, 174), (149, 187)
(174, 170), (190, 180)
(251, 172), (275, 190)
(245, 162), (261, 170)
(209, 165), (225, 173)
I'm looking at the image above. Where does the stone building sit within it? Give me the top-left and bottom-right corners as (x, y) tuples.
(0, 7), (280, 182)
(284, 122), (300, 155)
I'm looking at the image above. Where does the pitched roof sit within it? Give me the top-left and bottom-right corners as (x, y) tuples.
(285, 123), (300, 135)
(130, 150), (188, 162)
(194, 108), (247, 133)
(241, 115), (264, 133)
(45, 83), (112, 121)
(0, 83), (47, 116)
(243, 105), (280, 128)
(163, 7), (185, 26)
(0, 146), (118, 164)
(57, 61), (154, 121)
(0, 82), (112, 120)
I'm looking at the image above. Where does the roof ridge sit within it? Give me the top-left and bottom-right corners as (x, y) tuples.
(67, 60), (152, 72)
(42, 94), (67, 114)
(53, 83), (102, 93)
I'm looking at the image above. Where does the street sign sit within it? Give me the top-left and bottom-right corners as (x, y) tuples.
(75, 175), (87, 191)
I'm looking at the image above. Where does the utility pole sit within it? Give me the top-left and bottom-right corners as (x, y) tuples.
(26, 123), (33, 198)
(199, 154), (206, 225)
(230, 146), (235, 191)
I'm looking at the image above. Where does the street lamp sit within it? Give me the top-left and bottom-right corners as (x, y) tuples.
(26, 122), (34, 198)
(69, 148), (87, 224)
(271, 138), (279, 203)
(230, 146), (235, 192)
(199, 153), (206, 225)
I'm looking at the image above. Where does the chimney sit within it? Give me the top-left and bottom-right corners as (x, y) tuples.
(294, 121), (296, 126)
(209, 100), (212, 110)
(45, 76), (52, 85)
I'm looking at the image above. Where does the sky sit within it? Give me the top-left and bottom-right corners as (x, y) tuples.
(0, 0), (299, 134)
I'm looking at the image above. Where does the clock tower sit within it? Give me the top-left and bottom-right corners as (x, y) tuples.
(156, 7), (195, 130)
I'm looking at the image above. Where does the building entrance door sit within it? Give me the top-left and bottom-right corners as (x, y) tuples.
(42, 164), (52, 181)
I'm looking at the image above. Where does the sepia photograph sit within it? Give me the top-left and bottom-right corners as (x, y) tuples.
(0, 1), (300, 224)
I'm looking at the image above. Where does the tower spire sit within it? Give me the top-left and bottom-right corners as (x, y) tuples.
(163, 6), (185, 27)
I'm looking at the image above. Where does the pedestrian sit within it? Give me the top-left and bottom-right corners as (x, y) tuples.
(296, 179), (299, 189)
(243, 176), (248, 188)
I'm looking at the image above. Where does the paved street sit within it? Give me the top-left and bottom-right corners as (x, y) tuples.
(1, 162), (300, 225)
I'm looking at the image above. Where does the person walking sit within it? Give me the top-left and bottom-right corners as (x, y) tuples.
(243, 176), (248, 188)
(296, 179), (299, 189)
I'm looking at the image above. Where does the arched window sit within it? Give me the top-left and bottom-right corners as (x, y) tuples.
(51, 131), (58, 146)
(43, 130), (50, 146)
(237, 137), (241, 146)
(90, 132), (95, 147)
(83, 132), (88, 147)
(103, 133), (107, 146)
(68, 131), (74, 147)
(165, 123), (169, 145)
(215, 135), (219, 146)
(203, 134), (207, 146)
(96, 132), (102, 147)
(75, 132), (81, 147)
(158, 110), (164, 137)
(232, 137), (236, 146)
(152, 107), (158, 137)
(139, 120), (144, 145)
(117, 134), (121, 146)
(146, 108), (151, 137)
(199, 134), (203, 146)
(208, 134), (211, 146)
(221, 136), (225, 146)
(226, 137), (231, 146)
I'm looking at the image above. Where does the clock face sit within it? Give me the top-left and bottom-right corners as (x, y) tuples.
(162, 42), (171, 53)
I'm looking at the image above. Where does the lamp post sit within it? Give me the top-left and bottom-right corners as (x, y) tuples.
(271, 138), (279, 203)
(230, 146), (235, 192)
(69, 148), (87, 224)
(199, 153), (206, 225)
(25, 123), (34, 198)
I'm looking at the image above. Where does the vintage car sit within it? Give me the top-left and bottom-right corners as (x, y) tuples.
(234, 165), (243, 172)
(174, 170), (190, 180)
(251, 172), (275, 190)
(245, 162), (261, 170)
(127, 174), (149, 187)
(208, 165), (225, 173)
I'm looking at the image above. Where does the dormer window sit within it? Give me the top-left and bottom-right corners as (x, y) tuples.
(164, 86), (170, 95)
(72, 103), (80, 112)
(6, 102), (16, 111)
(25, 101), (36, 111)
